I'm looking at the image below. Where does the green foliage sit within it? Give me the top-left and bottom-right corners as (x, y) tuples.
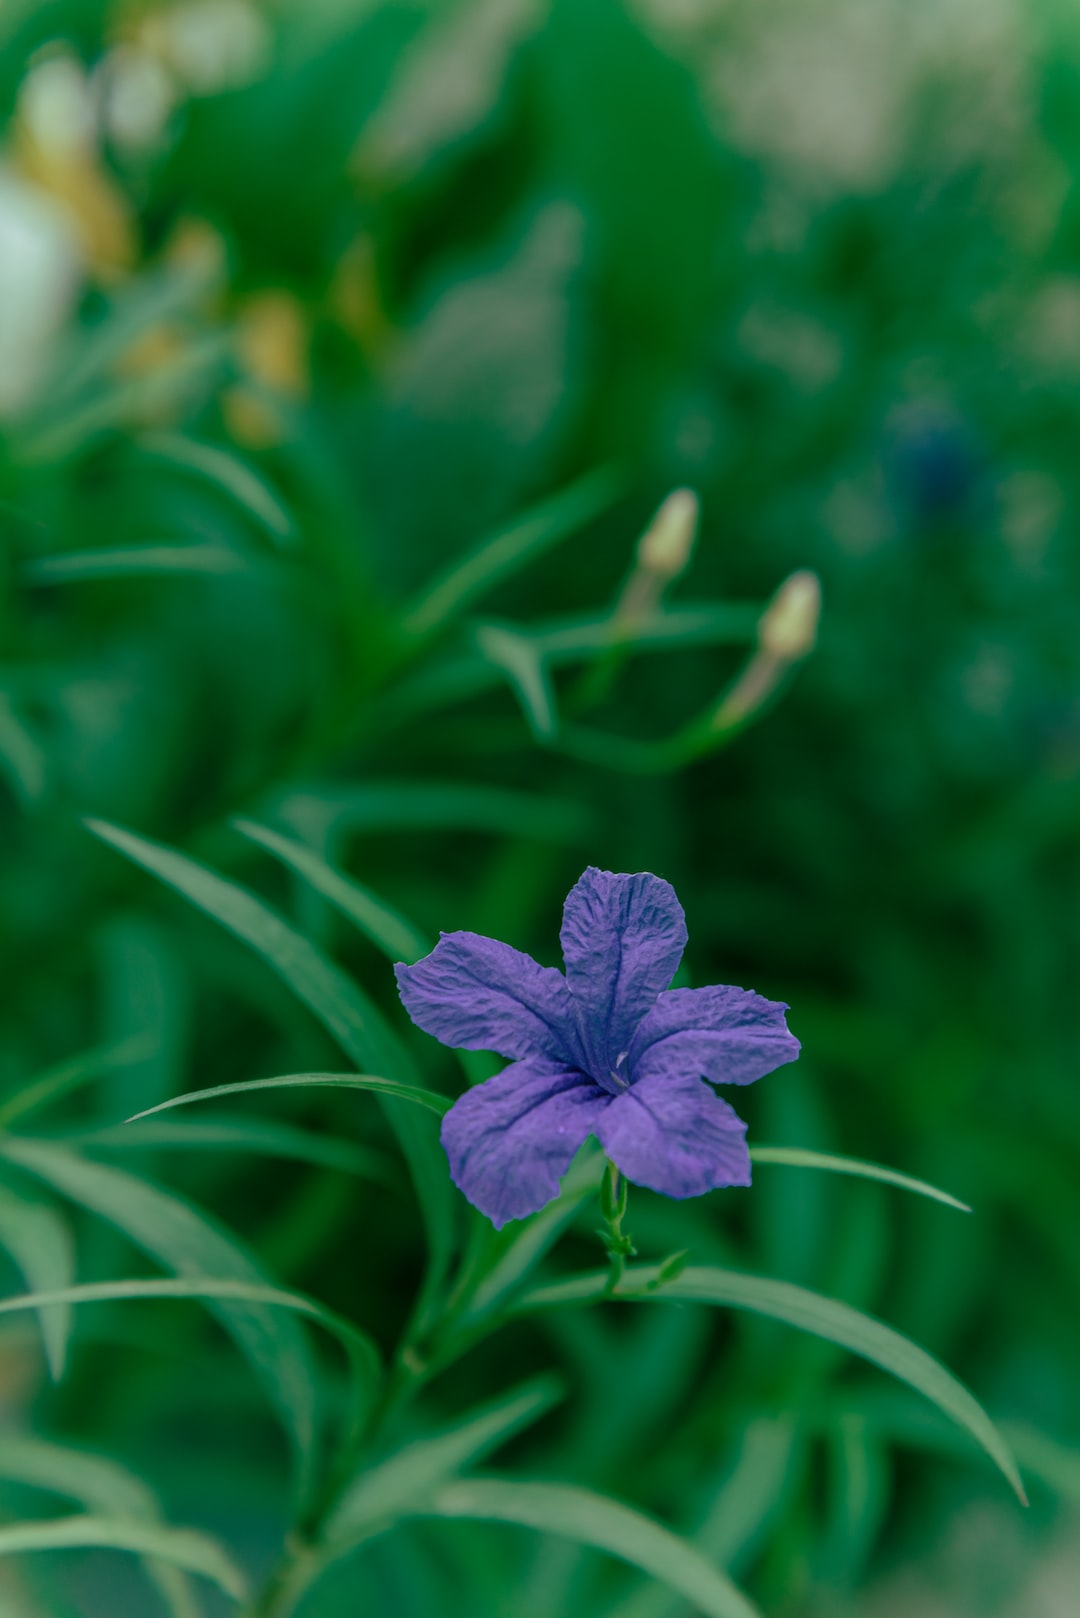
(1, 0), (1077, 1612)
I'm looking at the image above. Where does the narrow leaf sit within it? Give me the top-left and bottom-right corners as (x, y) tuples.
(0, 1185), (73, 1380)
(402, 466), (622, 637)
(138, 432), (294, 545)
(0, 1437), (201, 1618)
(0, 1139), (320, 1488)
(0, 1034), (158, 1129)
(514, 1265), (1026, 1503)
(84, 819), (456, 1309)
(416, 1479), (760, 1618)
(0, 1516), (246, 1600)
(326, 1377), (562, 1545)
(266, 780), (593, 845)
(24, 546), (246, 583)
(749, 1147), (972, 1213)
(233, 819), (430, 963)
(77, 1115), (398, 1181)
(126, 1073), (450, 1123)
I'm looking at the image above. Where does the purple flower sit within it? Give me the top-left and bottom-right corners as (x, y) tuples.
(395, 868), (800, 1228)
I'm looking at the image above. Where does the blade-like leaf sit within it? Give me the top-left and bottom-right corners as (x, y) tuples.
(24, 546), (247, 583)
(401, 466), (622, 637)
(0, 1184), (74, 1379)
(514, 1265), (1025, 1503)
(0, 1438), (201, 1618)
(0, 1139), (320, 1490)
(326, 1377), (562, 1545)
(749, 1147), (972, 1213)
(474, 625), (557, 738)
(0, 1516), (246, 1601)
(0, 1034), (159, 1129)
(84, 820), (456, 1318)
(76, 1115), (398, 1181)
(266, 779), (594, 845)
(415, 1479), (760, 1618)
(126, 1073), (450, 1124)
(233, 819), (430, 963)
(138, 432), (294, 545)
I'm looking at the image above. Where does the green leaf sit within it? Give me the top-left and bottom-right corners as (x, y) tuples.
(0, 1276), (381, 1486)
(233, 819), (430, 962)
(266, 779), (594, 845)
(0, 1516), (246, 1602)
(0, 1184), (74, 1380)
(514, 1265), (1026, 1503)
(0, 1437), (202, 1618)
(84, 819), (456, 1316)
(0, 692), (46, 806)
(474, 625), (557, 738)
(748, 1147), (972, 1213)
(0, 1139), (321, 1491)
(23, 546), (248, 583)
(126, 1072), (450, 1124)
(325, 1377), (562, 1546)
(75, 1114), (399, 1182)
(138, 432), (294, 545)
(414, 1479), (761, 1618)
(0, 1034), (159, 1129)
(401, 466), (622, 637)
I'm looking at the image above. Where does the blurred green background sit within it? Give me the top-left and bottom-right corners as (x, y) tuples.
(1, 0), (1079, 1613)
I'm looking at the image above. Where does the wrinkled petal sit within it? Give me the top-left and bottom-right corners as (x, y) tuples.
(596, 1071), (751, 1198)
(630, 984), (799, 1087)
(560, 868), (687, 1075)
(395, 932), (579, 1063)
(440, 1060), (609, 1227)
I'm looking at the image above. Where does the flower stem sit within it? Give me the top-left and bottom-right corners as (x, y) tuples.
(599, 1160), (635, 1294)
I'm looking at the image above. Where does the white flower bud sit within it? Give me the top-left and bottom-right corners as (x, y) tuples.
(757, 569), (821, 661)
(636, 487), (699, 580)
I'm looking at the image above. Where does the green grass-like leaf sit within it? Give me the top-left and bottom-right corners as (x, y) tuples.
(514, 1265), (1026, 1503)
(0, 1184), (74, 1380)
(0, 1140), (322, 1491)
(233, 818), (430, 962)
(77, 1114), (398, 1181)
(24, 545), (248, 582)
(138, 432), (294, 545)
(0, 1516), (246, 1601)
(325, 1377), (563, 1545)
(126, 1072), (450, 1124)
(84, 819), (456, 1319)
(749, 1146), (972, 1212)
(415, 1478), (761, 1618)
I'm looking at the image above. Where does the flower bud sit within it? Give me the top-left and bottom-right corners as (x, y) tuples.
(636, 487), (699, 581)
(757, 569), (821, 662)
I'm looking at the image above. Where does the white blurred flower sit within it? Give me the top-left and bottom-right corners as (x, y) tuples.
(0, 168), (82, 417)
(141, 0), (271, 95)
(18, 50), (97, 158)
(101, 45), (177, 152)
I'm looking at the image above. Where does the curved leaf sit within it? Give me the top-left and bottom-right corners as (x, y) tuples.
(0, 1516), (246, 1601)
(84, 820), (455, 1311)
(748, 1147), (972, 1213)
(0, 1437), (201, 1618)
(401, 466), (621, 637)
(415, 1479), (760, 1618)
(0, 1184), (73, 1380)
(0, 1139), (321, 1492)
(24, 546), (247, 583)
(0, 1034), (158, 1129)
(326, 1377), (562, 1545)
(138, 432), (294, 545)
(232, 819), (430, 963)
(77, 1115), (398, 1182)
(514, 1265), (1025, 1503)
(126, 1073), (450, 1124)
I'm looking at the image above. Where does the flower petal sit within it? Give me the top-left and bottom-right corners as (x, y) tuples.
(630, 985), (800, 1087)
(395, 933), (579, 1063)
(440, 1061), (609, 1227)
(595, 1071), (751, 1198)
(559, 868), (688, 1074)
